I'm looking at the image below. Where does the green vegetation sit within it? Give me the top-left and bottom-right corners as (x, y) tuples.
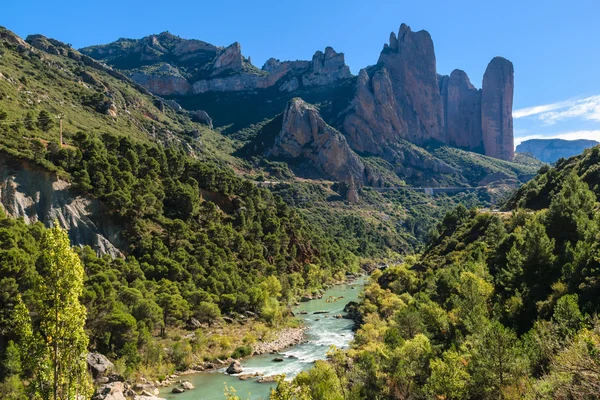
(0, 223), (92, 399)
(276, 164), (600, 399)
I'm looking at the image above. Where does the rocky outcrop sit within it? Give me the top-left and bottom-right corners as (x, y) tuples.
(270, 99), (367, 183)
(343, 24), (444, 154)
(343, 67), (405, 154)
(93, 382), (126, 400)
(211, 42), (243, 75)
(516, 139), (599, 163)
(0, 153), (123, 257)
(87, 353), (114, 379)
(130, 70), (190, 96)
(481, 57), (514, 160)
(82, 34), (352, 95)
(191, 110), (213, 129)
(226, 360), (243, 374)
(302, 47), (352, 86)
(378, 24), (445, 144)
(439, 70), (483, 150)
(343, 24), (514, 161)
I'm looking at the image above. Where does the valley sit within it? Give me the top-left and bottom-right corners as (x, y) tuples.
(0, 6), (599, 400)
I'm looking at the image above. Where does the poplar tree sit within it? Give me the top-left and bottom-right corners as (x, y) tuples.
(32, 224), (91, 400)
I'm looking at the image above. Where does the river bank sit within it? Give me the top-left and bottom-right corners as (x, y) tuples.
(156, 277), (365, 399)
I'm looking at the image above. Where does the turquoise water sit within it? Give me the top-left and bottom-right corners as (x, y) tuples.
(159, 278), (364, 400)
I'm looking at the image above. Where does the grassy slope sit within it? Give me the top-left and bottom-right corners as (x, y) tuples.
(0, 28), (238, 168)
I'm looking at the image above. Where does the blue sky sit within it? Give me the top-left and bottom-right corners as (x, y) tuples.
(4, 0), (600, 146)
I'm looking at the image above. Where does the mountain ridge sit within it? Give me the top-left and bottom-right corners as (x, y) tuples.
(79, 23), (515, 163)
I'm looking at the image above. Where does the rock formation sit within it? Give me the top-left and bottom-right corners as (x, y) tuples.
(516, 138), (599, 163)
(81, 34), (352, 95)
(343, 24), (445, 154)
(0, 153), (123, 257)
(378, 24), (445, 144)
(80, 24), (515, 162)
(481, 57), (514, 160)
(342, 24), (515, 161)
(191, 110), (213, 129)
(87, 353), (114, 379)
(439, 70), (483, 151)
(270, 99), (366, 183)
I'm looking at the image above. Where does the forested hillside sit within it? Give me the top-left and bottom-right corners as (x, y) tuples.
(276, 150), (600, 399)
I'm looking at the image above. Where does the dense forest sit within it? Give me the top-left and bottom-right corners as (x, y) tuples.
(274, 152), (600, 399)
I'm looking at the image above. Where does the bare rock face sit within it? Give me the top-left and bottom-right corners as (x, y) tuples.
(343, 24), (444, 155)
(83, 35), (352, 96)
(191, 110), (213, 129)
(439, 70), (483, 150)
(0, 153), (123, 257)
(271, 99), (366, 183)
(481, 57), (514, 160)
(87, 353), (114, 379)
(302, 47), (352, 86)
(344, 68), (405, 154)
(130, 69), (190, 96)
(377, 23), (445, 144)
(212, 42), (244, 75)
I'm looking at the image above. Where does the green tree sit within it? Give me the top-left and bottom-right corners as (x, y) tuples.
(37, 110), (54, 132)
(32, 224), (92, 400)
(195, 301), (221, 327)
(425, 350), (471, 400)
(471, 321), (527, 397)
(552, 294), (583, 339)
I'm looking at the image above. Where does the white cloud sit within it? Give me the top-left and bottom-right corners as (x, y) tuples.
(513, 101), (570, 118)
(513, 95), (600, 125)
(514, 130), (600, 148)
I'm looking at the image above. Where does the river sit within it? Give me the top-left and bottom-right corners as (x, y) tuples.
(159, 278), (364, 400)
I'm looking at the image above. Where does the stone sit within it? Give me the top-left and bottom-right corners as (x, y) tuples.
(171, 387), (185, 394)
(181, 381), (194, 390)
(107, 373), (124, 383)
(222, 316), (234, 324)
(257, 375), (283, 383)
(270, 98), (367, 184)
(93, 382), (126, 400)
(226, 360), (243, 374)
(481, 57), (514, 160)
(273, 357), (284, 362)
(191, 110), (213, 129)
(87, 353), (114, 379)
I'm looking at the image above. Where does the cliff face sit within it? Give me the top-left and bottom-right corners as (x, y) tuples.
(516, 139), (599, 163)
(439, 70), (483, 151)
(0, 154), (123, 257)
(81, 34), (352, 96)
(481, 57), (515, 160)
(378, 24), (445, 144)
(81, 24), (515, 162)
(270, 99), (366, 184)
(342, 24), (514, 161)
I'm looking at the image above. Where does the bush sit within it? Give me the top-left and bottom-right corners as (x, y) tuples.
(231, 345), (252, 359)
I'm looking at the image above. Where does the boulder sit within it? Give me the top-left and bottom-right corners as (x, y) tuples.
(273, 357), (284, 362)
(87, 353), (114, 379)
(181, 381), (194, 390)
(226, 360), (243, 374)
(93, 382), (126, 400)
(171, 387), (185, 394)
